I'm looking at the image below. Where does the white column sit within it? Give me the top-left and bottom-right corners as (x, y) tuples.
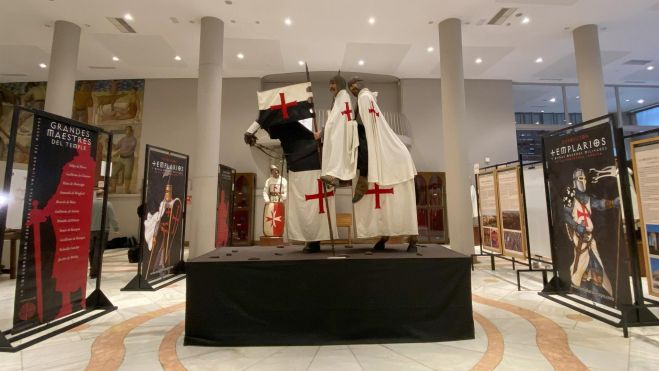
(438, 18), (474, 256)
(189, 17), (224, 259)
(44, 20), (81, 117)
(573, 24), (608, 120)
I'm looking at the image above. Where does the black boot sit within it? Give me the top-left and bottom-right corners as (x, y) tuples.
(406, 235), (418, 253)
(303, 241), (321, 253)
(373, 236), (389, 250)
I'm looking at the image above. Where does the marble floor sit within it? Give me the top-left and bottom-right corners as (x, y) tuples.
(1, 247), (659, 370)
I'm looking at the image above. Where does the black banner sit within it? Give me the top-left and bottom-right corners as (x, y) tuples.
(141, 146), (188, 280)
(215, 165), (235, 247)
(13, 112), (98, 332)
(544, 122), (631, 308)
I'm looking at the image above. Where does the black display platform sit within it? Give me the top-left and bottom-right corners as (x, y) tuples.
(184, 244), (474, 346)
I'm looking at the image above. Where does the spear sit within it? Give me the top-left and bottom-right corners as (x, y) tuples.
(305, 63), (336, 256)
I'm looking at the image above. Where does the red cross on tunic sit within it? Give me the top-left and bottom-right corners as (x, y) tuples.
(576, 203), (591, 227)
(368, 100), (380, 119)
(365, 183), (394, 209)
(305, 179), (335, 214)
(341, 102), (353, 120)
(270, 92), (298, 119)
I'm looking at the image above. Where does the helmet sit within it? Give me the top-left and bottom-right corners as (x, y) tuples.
(573, 168), (587, 192)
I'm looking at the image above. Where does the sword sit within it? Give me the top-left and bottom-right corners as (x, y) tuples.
(589, 166), (617, 183)
(306, 63), (336, 256)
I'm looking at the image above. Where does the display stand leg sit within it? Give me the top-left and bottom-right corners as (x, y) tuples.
(86, 289), (116, 309)
(516, 271), (521, 291)
(0, 332), (11, 350)
(490, 255), (495, 271)
(512, 257), (516, 271)
(173, 260), (186, 275)
(121, 273), (155, 291)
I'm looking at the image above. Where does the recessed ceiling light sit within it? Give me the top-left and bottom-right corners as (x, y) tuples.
(39, 63), (47, 69)
(625, 99), (630, 102)
(237, 53), (244, 59)
(638, 99), (645, 104)
(535, 121), (540, 125)
(576, 95), (580, 99)
(427, 46), (434, 53)
(284, 17), (292, 26)
(112, 56), (119, 62)
(521, 16), (531, 24)
(174, 55), (182, 61)
(298, 60), (305, 66)
(123, 13), (133, 21)
(368, 17), (376, 25)
(568, 122), (573, 125)
(535, 57), (543, 63)
(648, 65), (655, 71)
(549, 97), (556, 103)
(475, 58), (483, 64)
(358, 60), (365, 66)
(540, 110), (545, 113)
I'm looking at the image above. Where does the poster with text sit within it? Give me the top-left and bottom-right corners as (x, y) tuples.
(497, 166), (527, 258)
(631, 137), (659, 297)
(13, 113), (97, 332)
(522, 166), (552, 261)
(215, 165), (235, 248)
(544, 122), (631, 308)
(141, 146), (188, 280)
(478, 171), (502, 253)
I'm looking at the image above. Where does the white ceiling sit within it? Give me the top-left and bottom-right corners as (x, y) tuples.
(1, 0), (659, 84)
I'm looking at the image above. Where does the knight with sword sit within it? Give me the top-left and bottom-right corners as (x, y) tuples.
(562, 168), (619, 297)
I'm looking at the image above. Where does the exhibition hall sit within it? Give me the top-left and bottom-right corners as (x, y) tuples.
(2, 0), (659, 370)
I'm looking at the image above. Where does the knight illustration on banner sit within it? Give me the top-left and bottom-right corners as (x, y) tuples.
(562, 167), (619, 299)
(144, 173), (183, 275)
(263, 164), (287, 237)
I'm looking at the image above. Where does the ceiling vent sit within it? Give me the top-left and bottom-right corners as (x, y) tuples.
(88, 66), (117, 70)
(0, 73), (28, 77)
(623, 59), (652, 66)
(106, 17), (136, 33)
(539, 78), (563, 81)
(624, 80), (645, 84)
(487, 8), (517, 25)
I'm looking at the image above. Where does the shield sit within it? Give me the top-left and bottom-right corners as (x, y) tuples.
(263, 202), (285, 237)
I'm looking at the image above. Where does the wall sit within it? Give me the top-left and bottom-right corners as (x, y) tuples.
(400, 79), (517, 176)
(108, 78), (198, 240)
(2, 76), (517, 255)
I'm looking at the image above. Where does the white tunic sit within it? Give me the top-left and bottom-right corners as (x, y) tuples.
(357, 89), (416, 186)
(353, 89), (418, 238)
(321, 89), (359, 181)
(263, 176), (287, 202)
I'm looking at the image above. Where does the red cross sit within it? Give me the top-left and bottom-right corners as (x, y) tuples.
(341, 102), (353, 120)
(368, 101), (380, 119)
(304, 179), (335, 214)
(270, 92), (298, 119)
(365, 183), (394, 209)
(576, 203), (590, 227)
